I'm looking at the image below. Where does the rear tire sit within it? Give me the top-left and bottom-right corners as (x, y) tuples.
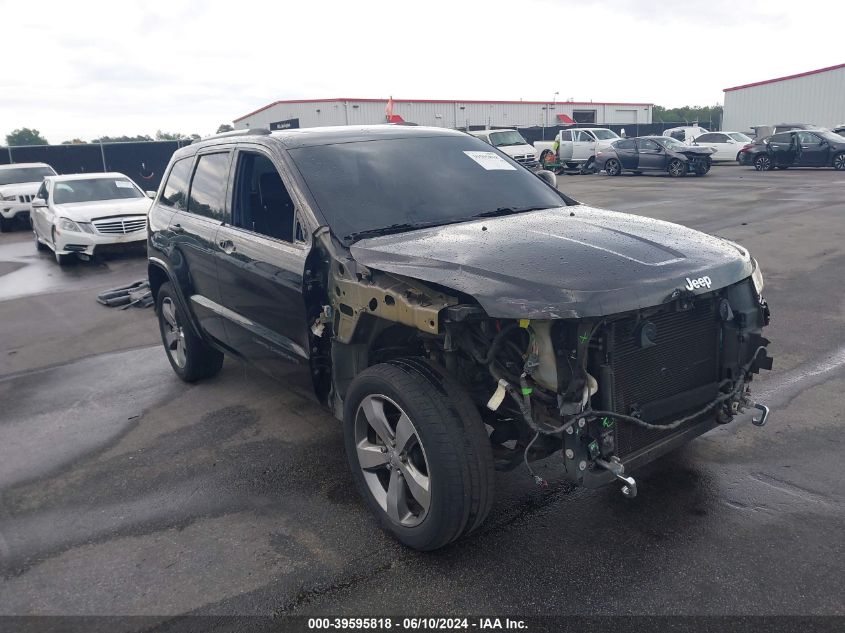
(668, 159), (686, 177)
(156, 282), (224, 382)
(833, 152), (845, 171)
(344, 360), (494, 550)
(605, 159), (622, 176)
(754, 154), (773, 171)
(0, 217), (10, 233)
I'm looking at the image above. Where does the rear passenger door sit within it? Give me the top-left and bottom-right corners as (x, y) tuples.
(767, 132), (796, 167)
(614, 139), (638, 169)
(214, 147), (312, 377)
(165, 151), (232, 344)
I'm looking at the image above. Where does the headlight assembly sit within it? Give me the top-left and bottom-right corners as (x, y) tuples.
(1, 194), (17, 201)
(751, 258), (764, 294)
(57, 217), (82, 233)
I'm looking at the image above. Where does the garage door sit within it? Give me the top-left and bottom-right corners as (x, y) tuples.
(614, 109), (637, 123)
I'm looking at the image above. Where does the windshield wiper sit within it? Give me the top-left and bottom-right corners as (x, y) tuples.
(344, 222), (439, 243)
(470, 205), (555, 219)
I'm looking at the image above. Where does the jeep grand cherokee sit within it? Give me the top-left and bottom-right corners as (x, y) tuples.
(147, 125), (772, 550)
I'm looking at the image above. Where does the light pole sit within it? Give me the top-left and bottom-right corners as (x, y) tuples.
(551, 91), (559, 127)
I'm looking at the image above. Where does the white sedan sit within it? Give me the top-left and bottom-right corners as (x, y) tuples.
(31, 172), (153, 265)
(691, 132), (753, 162)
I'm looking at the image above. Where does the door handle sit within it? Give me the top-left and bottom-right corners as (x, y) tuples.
(218, 238), (236, 254)
(171, 223), (185, 234)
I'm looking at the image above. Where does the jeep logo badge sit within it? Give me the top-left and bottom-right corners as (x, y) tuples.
(684, 275), (712, 291)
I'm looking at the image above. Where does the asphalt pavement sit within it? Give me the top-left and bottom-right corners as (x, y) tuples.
(0, 166), (843, 623)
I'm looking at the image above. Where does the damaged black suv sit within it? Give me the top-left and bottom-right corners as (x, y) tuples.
(147, 125), (772, 550)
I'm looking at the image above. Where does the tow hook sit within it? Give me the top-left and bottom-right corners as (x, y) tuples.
(751, 402), (770, 427)
(595, 457), (638, 498)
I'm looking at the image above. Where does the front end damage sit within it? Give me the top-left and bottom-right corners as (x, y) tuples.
(441, 276), (772, 494)
(308, 223), (772, 498)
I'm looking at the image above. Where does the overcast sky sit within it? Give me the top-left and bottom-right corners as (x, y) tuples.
(1, 0), (840, 143)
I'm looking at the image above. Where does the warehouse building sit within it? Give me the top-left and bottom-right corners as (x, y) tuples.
(233, 98), (653, 131)
(723, 63), (845, 133)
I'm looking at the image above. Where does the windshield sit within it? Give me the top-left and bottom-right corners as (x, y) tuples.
(591, 129), (620, 140)
(0, 166), (55, 186)
(655, 137), (686, 150)
(289, 135), (569, 242)
(728, 132), (751, 142)
(488, 131), (528, 147)
(54, 178), (144, 204)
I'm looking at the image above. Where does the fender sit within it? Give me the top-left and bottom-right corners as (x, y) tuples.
(147, 256), (205, 340)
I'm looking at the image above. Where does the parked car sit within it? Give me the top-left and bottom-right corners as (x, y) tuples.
(750, 123), (818, 139)
(534, 127), (620, 172)
(596, 136), (716, 177)
(691, 131), (753, 162)
(738, 130), (845, 171)
(0, 162), (57, 232)
(661, 125), (709, 144)
(832, 124), (845, 136)
(148, 125), (772, 550)
(32, 172), (154, 264)
(469, 129), (538, 169)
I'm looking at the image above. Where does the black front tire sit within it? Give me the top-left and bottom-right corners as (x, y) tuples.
(156, 282), (224, 382)
(605, 159), (622, 176)
(0, 217), (10, 233)
(344, 359), (494, 550)
(668, 159), (686, 177)
(35, 232), (47, 251)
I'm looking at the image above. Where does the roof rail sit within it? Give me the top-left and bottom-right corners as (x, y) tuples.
(194, 127), (272, 143)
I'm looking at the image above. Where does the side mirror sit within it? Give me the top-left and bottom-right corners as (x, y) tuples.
(535, 169), (557, 188)
(146, 190), (157, 199)
(31, 198), (47, 208)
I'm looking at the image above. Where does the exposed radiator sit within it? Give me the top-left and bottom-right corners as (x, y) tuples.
(608, 300), (721, 457)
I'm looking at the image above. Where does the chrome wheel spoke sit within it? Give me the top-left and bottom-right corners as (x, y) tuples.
(399, 462), (431, 510)
(164, 328), (178, 347)
(386, 469), (409, 524)
(394, 413), (415, 454)
(361, 396), (394, 444)
(174, 338), (187, 367)
(357, 441), (390, 470)
(161, 299), (178, 328)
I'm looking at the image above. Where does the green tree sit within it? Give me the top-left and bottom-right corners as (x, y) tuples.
(654, 105), (723, 129)
(61, 139), (88, 144)
(155, 130), (191, 141)
(91, 134), (153, 143)
(6, 128), (49, 146)
(216, 124), (234, 133)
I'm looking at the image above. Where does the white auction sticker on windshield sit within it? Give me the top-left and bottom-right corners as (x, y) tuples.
(115, 180), (134, 188)
(463, 151), (517, 171)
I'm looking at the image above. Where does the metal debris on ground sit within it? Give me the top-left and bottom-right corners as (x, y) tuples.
(96, 280), (153, 309)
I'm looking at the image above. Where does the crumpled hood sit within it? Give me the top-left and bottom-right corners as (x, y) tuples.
(0, 182), (41, 197)
(350, 205), (753, 319)
(674, 145), (716, 156)
(56, 198), (151, 222)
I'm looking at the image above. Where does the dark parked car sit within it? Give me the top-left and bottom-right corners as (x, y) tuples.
(147, 125), (772, 550)
(738, 130), (845, 171)
(596, 136), (716, 177)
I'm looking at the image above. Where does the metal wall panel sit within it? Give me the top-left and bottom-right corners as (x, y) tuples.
(723, 66), (845, 133)
(235, 100), (653, 130)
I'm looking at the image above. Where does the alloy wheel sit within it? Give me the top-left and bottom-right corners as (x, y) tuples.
(755, 156), (772, 171)
(669, 159), (685, 177)
(834, 153), (845, 171)
(354, 394), (431, 527)
(160, 297), (187, 368)
(606, 159), (620, 176)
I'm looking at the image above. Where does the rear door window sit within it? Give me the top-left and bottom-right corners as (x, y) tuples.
(160, 158), (193, 210)
(187, 152), (231, 221)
